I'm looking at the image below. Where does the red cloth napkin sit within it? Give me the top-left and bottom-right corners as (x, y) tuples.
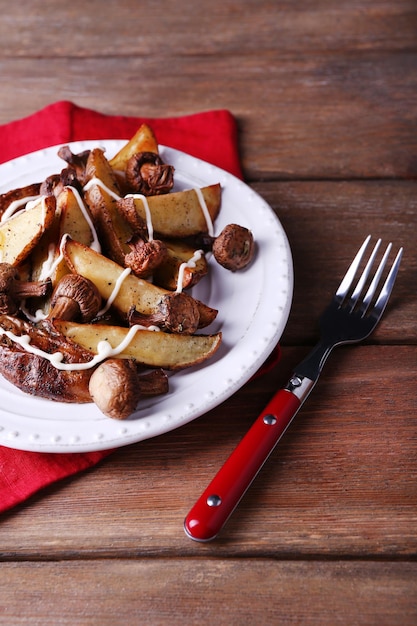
(0, 101), (279, 513)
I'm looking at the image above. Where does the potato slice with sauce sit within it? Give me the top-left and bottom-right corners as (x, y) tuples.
(118, 183), (221, 239)
(84, 148), (132, 265)
(0, 196), (56, 266)
(53, 320), (222, 370)
(153, 240), (208, 291)
(63, 239), (217, 328)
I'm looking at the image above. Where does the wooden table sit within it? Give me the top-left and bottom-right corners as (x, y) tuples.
(1, 2), (416, 623)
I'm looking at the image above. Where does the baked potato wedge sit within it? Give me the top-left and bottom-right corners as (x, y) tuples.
(0, 195), (56, 266)
(0, 183), (41, 220)
(109, 123), (159, 174)
(63, 238), (217, 328)
(153, 240), (208, 291)
(84, 148), (132, 265)
(53, 320), (222, 370)
(118, 183), (221, 239)
(30, 187), (96, 286)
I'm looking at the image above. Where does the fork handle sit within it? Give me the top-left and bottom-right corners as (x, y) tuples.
(184, 382), (313, 542)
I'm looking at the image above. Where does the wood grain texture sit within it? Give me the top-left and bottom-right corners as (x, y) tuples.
(0, 1), (416, 623)
(0, 52), (415, 180)
(1, 346), (415, 559)
(1, 0), (416, 57)
(0, 560), (416, 626)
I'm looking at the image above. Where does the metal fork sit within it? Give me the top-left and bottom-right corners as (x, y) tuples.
(184, 235), (403, 541)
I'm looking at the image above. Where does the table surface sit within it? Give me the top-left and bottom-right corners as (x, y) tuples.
(0, 2), (416, 624)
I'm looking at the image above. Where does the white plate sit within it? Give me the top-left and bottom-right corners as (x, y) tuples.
(0, 140), (293, 452)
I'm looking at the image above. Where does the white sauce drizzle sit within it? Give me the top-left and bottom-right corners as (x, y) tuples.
(83, 177), (122, 201)
(125, 193), (154, 241)
(39, 233), (70, 282)
(0, 323), (159, 372)
(194, 187), (214, 237)
(66, 185), (101, 252)
(176, 249), (204, 293)
(1, 195), (41, 222)
(97, 266), (132, 316)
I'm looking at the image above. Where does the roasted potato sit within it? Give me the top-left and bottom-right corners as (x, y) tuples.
(63, 238), (217, 328)
(153, 239), (209, 291)
(0, 183), (41, 220)
(53, 319), (222, 370)
(109, 123), (159, 174)
(84, 148), (132, 265)
(118, 183), (221, 239)
(0, 196), (56, 267)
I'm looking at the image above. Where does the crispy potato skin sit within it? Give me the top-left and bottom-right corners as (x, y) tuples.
(0, 315), (94, 403)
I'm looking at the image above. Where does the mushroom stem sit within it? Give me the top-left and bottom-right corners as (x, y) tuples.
(128, 291), (200, 335)
(0, 263), (52, 315)
(12, 278), (52, 300)
(48, 295), (81, 321)
(196, 223), (255, 271)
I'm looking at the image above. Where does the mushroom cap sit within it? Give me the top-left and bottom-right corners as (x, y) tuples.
(158, 292), (200, 334)
(125, 152), (174, 196)
(51, 274), (102, 322)
(212, 224), (255, 271)
(89, 358), (139, 420)
(124, 237), (168, 278)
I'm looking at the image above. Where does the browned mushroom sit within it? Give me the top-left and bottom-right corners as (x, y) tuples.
(88, 358), (169, 420)
(0, 263), (52, 315)
(57, 145), (91, 186)
(125, 152), (174, 196)
(197, 223), (255, 271)
(124, 235), (168, 278)
(48, 274), (102, 322)
(128, 291), (200, 335)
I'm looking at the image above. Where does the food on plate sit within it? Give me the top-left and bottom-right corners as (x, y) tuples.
(53, 319), (222, 370)
(0, 195), (56, 266)
(0, 124), (254, 420)
(89, 360), (168, 420)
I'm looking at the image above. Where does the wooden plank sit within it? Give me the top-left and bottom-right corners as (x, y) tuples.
(1, 0), (416, 57)
(0, 559), (416, 625)
(253, 180), (417, 344)
(0, 52), (415, 179)
(1, 346), (415, 558)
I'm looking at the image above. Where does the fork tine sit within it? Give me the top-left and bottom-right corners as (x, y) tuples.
(349, 238), (381, 311)
(335, 235), (372, 303)
(360, 242), (392, 315)
(371, 246), (403, 319)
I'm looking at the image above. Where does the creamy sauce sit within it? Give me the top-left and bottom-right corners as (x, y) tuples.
(66, 185), (101, 252)
(0, 323), (159, 372)
(97, 266), (132, 316)
(194, 187), (214, 237)
(1, 195), (41, 222)
(83, 177), (122, 201)
(39, 232), (70, 282)
(125, 193), (154, 241)
(176, 249), (204, 293)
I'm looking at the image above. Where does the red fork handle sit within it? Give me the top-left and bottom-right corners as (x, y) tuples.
(184, 388), (302, 542)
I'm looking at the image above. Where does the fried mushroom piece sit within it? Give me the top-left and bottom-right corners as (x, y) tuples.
(197, 224), (255, 271)
(124, 236), (168, 278)
(89, 358), (168, 420)
(125, 152), (174, 195)
(57, 146), (91, 186)
(128, 291), (200, 335)
(48, 274), (102, 322)
(0, 263), (52, 315)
